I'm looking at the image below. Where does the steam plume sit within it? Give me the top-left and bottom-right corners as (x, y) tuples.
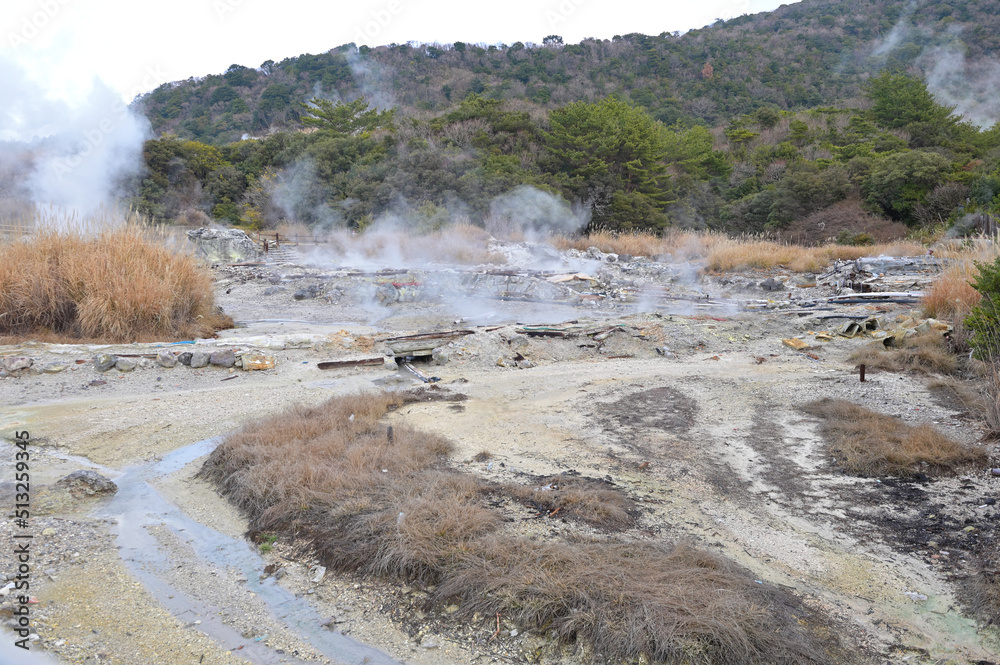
(0, 55), (149, 218)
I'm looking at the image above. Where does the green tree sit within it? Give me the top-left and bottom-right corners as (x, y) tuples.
(300, 97), (396, 137)
(966, 255), (1000, 359)
(862, 151), (954, 224)
(865, 71), (955, 130)
(544, 96), (672, 230)
(768, 163), (853, 226)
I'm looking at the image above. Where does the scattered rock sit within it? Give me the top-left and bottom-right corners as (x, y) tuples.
(2, 356), (33, 372)
(189, 352), (210, 369)
(375, 283), (399, 304)
(42, 362), (67, 373)
(516, 359), (536, 369)
(310, 566), (326, 584)
(383, 356), (398, 370)
(210, 349), (236, 368)
(263, 286), (287, 296)
(508, 335), (529, 349)
(294, 284), (324, 301)
(431, 347), (450, 365)
(114, 357), (137, 372)
(186, 227), (260, 264)
(177, 352), (193, 366)
(157, 351), (177, 368)
(760, 277), (785, 291)
(55, 470), (118, 499)
(94, 354), (117, 372)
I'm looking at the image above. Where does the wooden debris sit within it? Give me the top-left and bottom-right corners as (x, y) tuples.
(782, 338), (810, 351)
(317, 357), (385, 370)
(383, 330), (474, 343)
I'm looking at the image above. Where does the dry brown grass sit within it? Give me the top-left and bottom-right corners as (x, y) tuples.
(0, 218), (231, 342)
(550, 229), (731, 259)
(550, 230), (926, 272)
(804, 400), (987, 477)
(848, 333), (959, 376)
(203, 392), (845, 664)
(967, 568), (1000, 626)
(924, 259), (985, 320)
(705, 239), (925, 273)
(504, 474), (637, 530)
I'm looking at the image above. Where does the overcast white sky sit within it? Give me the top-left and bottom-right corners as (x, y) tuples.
(1, 0), (799, 104)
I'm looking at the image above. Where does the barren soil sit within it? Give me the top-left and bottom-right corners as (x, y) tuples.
(1, 241), (998, 665)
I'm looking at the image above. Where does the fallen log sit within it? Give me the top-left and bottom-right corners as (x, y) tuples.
(383, 330), (474, 343)
(317, 357), (385, 370)
(826, 291), (923, 301)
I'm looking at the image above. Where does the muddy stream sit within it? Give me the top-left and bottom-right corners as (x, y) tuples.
(94, 436), (402, 665)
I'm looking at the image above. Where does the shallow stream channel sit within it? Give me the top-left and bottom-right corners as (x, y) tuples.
(94, 435), (402, 665)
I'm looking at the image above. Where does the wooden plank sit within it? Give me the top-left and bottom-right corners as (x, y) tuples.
(317, 357), (385, 370)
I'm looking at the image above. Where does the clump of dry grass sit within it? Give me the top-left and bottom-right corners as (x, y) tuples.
(0, 219), (231, 342)
(804, 400), (987, 477)
(504, 474), (637, 530)
(927, 377), (985, 413)
(203, 391), (844, 664)
(967, 568), (1000, 626)
(706, 239), (925, 273)
(924, 259), (984, 320)
(553, 229), (928, 273)
(438, 537), (836, 664)
(550, 229), (734, 260)
(848, 333), (959, 375)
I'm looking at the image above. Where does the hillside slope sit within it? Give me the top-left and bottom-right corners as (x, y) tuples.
(137, 0), (1000, 144)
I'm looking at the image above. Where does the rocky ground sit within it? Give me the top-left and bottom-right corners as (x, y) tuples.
(0, 236), (997, 665)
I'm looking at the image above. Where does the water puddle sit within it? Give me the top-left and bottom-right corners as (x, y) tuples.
(95, 436), (402, 665)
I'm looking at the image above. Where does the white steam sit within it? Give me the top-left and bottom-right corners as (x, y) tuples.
(920, 38), (1000, 129)
(870, 0), (920, 58)
(0, 55), (149, 218)
(869, 6), (1000, 129)
(488, 185), (590, 240)
(346, 50), (395, 110)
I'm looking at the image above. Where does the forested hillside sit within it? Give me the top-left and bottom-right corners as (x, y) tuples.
(138, 0), (1000, 143)
(130, 0), (1000, 240)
